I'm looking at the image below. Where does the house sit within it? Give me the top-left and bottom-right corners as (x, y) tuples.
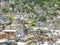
(2, 30), (17, 41)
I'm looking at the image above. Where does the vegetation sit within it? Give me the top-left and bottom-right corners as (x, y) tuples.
(2, 8), (9, 13)
(1, 0), (60, 21)
(10, 4), (15, 9)
(39, 16), (46, 22)
(31, 23), (36, 27)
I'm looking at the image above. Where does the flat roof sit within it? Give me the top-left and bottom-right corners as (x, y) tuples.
(0, 32), (5, 34)
(2, 30), (17, 32)
(0, 39), (8, 43)
(17, 42), (27, 45)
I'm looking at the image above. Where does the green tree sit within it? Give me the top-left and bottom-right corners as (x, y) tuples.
(2, 8), (9, 13)
(31, 23), (36, 27)
(10, 4), (15, 9)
